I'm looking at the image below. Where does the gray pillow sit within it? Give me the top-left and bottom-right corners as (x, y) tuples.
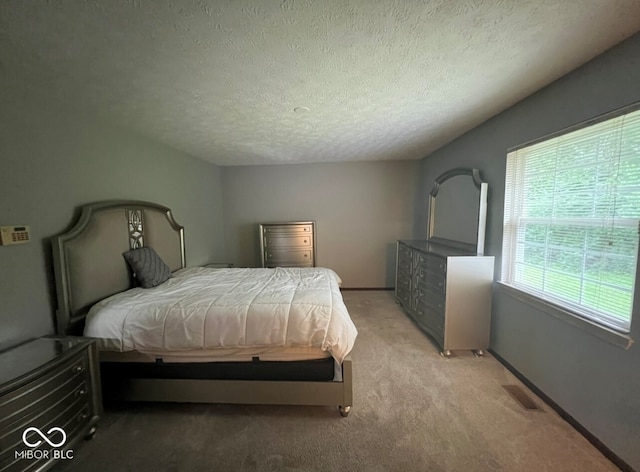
(122, 247), (172, 288)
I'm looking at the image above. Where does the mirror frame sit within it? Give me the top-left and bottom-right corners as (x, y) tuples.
(427, 167), (488, 255)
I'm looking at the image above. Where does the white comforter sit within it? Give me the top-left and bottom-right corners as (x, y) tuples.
(84, 267), (357, 364)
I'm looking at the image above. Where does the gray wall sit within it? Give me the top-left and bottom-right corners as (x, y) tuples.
(0, 95), (225, 351)
(416, 33), (640, 468)
(221, 161), (418, 288)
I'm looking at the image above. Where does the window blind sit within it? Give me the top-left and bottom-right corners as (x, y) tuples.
(502, 108), (640, 332)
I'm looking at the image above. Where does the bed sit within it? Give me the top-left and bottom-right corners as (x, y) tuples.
(51, 200), (356, 416)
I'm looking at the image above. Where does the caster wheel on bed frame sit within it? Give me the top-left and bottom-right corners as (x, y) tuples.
(84, 426), (97, 440)
(473, 349), (485, 357)
(440, 350), (452, 358)
(338, 406), (351, 417)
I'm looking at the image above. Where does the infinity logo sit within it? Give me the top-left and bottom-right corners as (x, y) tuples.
(22, 427), (67, 448)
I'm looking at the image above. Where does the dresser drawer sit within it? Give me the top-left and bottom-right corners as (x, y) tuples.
(414, 268), (445, 294)
(397, 242), (412, 260)
(419, 287), (445, 313)
(421, 270), (446, 293)
(413, 251), (428, 267)
(264, 249), (312, 264)
(262, 224), (313, 234)
(397, 254), (412, 275)
(265, 262), (314, 269)
(396, 273), (411, 306)
(396, 287), (411, 308)
(425, 254), (446, 274)
(264, 234), (312, 248)
(396, 272), (411, 292)
(416, 303), (445, 337)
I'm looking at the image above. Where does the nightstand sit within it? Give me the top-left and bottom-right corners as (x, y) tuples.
(0, 337), (102, 472)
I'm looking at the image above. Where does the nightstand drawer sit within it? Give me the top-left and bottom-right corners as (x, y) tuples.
(0, 337), (101, 472)
(1, 386), (90, 459)
(0, 376), (89, 448)
(0, 353), (89, 427)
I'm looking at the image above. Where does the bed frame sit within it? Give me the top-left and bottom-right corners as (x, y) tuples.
(51, 200), (353, 416)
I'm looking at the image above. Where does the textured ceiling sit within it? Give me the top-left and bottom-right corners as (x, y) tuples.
(2, 1), (640, 166)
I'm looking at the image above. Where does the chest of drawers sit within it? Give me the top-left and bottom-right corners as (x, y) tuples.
(0, 337), (102, 472)
(396, 240), (494, 356)
(259, 222), (316, 268)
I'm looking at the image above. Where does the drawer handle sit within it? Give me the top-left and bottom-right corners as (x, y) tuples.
(303, 239), (308, 243)
(78, 412), (88, 422)
(76, 388), (87, 397)
(72, 365), (85, 374)
(304, 254), (308, 257)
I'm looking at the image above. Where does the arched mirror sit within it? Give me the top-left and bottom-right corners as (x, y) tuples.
(427, 168), (488, 255)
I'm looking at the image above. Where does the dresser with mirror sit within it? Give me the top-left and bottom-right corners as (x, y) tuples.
(395, 168), (494, 356)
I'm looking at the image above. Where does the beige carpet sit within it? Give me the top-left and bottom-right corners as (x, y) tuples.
(56, 290), (617, 472)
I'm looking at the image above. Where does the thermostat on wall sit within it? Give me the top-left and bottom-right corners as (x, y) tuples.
(0, 225), (31, 245)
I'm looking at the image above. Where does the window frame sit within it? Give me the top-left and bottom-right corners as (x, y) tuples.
(501, 103), (640, 335)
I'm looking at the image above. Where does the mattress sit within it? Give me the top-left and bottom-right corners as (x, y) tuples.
(85, 266), (357, 364)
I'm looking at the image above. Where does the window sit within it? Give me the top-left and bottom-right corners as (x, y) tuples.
(502, 107), (640, 333)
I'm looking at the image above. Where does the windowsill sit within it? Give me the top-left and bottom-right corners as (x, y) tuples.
(494, 282), (634, 350)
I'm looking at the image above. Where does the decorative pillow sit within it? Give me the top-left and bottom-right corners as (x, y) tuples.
(122, 247), (172, 288)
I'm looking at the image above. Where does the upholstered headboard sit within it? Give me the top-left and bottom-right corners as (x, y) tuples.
(52, 200), (185, 335)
